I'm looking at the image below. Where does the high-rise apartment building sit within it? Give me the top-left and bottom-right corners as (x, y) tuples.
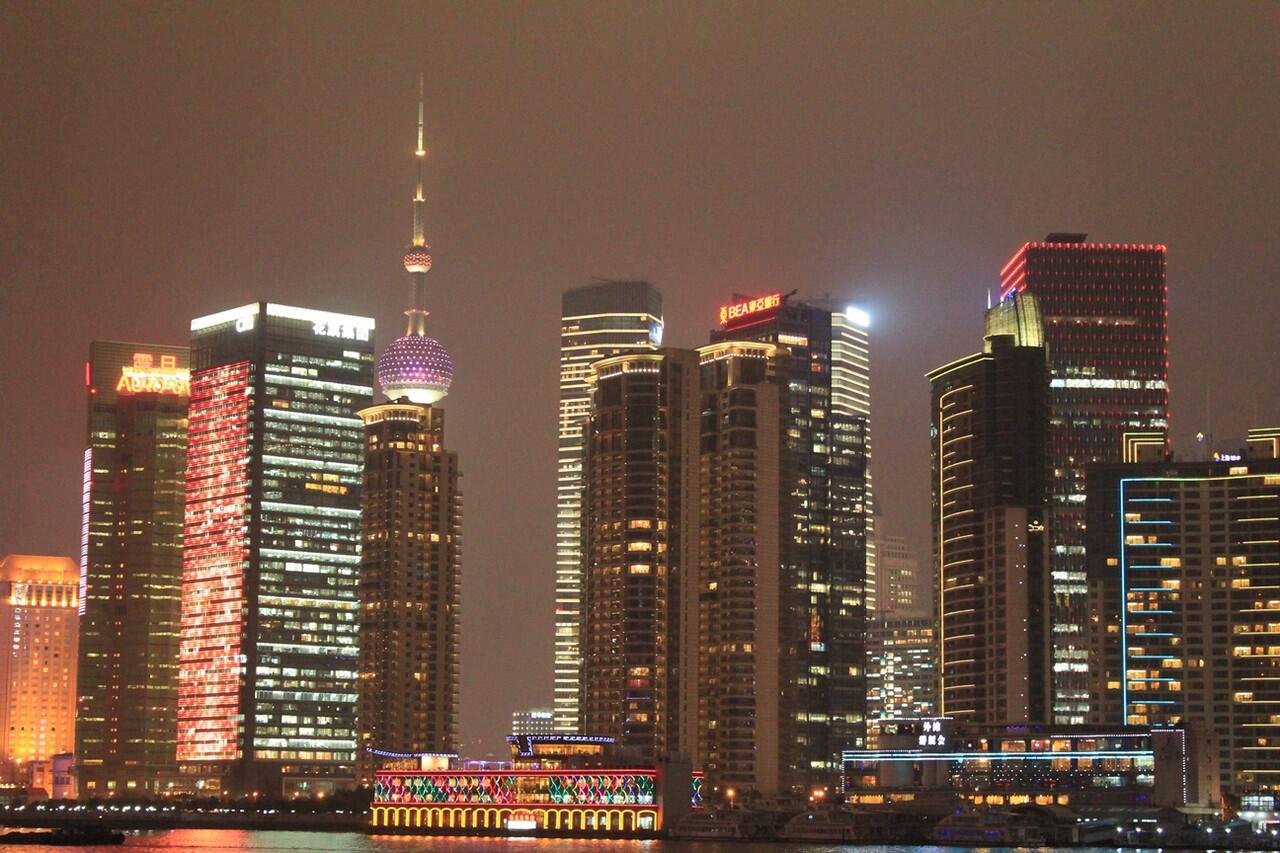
(76, 342), (189, 797)
(1086, 434), (1280, 793)
(358, 404), (460, 779)
(357, 83), (461, 782)
(709, 294), (870, 791)
(580, 349), (699, 764)
(999, 234), (1169, 723)
(0, 555), (78, 784)
(555, 281), (663, 733)
(927, 299), (1052, 726)
(177, 302), (374, 797)
(696, 341), (786, 793)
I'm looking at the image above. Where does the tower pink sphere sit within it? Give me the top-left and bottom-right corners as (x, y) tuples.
(377, 334), (453, 404)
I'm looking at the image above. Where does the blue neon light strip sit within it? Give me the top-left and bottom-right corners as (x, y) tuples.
(843, 751), (1153, 763)
(1121, 478), (1130, 717)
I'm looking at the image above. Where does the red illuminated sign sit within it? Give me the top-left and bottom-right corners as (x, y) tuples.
(719, 292), (781, 326)
(115, 353), (190, 396)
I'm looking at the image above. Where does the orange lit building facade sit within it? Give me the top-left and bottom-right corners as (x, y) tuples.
(0, 555), (79, 784)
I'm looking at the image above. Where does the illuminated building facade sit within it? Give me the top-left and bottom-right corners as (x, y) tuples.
(696, 341), (785, 793)
(927, 315), (1051, 725)
(581, 350), (699, 764)
(844, 719), (1219, 810)
(358, 405), (460, 782)
(555, 281), (663, 733)
(177, 302), (374, 797)
(867, 534), (934, 720)
(357, 82), (461, 785)
(76, 342), (189, 797)
(709, 296), (871, 792)
(0, 555), (78, 784)
(371, 735), (700, 834)
(999, 234), (1169, 723)
(1086, 437), (1280, 793)
(868, 618), (936, 720)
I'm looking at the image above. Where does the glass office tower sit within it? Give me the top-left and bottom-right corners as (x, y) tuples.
(554, 281), (662, 733)
(77, 342), (189, 797)
(999, 234), (1168, 723)
(177, 302), (374, 797)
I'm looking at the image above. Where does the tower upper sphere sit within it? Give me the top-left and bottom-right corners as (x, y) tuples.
(404, 246), (433, 274)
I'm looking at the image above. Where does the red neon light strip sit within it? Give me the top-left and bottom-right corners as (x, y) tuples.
(372, 800), (656, 808)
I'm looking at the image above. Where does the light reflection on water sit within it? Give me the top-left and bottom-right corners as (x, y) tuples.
(0, 828), (1164, 853)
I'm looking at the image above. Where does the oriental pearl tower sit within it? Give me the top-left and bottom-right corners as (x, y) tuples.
(376, 76), (454, 404)
(357, 78), (462, 784)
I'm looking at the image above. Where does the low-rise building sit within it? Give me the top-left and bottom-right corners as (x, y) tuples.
(843, 719), (1219, 811)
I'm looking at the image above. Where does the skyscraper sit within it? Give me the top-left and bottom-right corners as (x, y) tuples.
(1086, 435), (1280, 793)
(0, 555), (78, 784)
(580, 348), (699, 764)
(555, 280), (663, 733)
(357, 81), (461, 783)
(927, 297), (1051, 725)
(177, 301), (374, 797)
(696, 340), (786, 793)
(709, 294), (870, 791)
(999, 234), (1169, 723)
(77, 342), (189, 797)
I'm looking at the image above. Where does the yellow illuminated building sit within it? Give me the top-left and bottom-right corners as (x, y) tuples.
(0, 555), (79, 783)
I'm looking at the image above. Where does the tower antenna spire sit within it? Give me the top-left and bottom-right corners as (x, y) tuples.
(402, 73), (433, 335)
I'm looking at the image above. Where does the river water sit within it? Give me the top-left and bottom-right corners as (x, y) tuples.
(0, 828), (1164, 853)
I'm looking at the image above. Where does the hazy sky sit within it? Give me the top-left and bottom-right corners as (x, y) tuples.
(3, 1), (1278, 756)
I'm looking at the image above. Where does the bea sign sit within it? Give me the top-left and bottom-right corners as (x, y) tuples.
(719, 292), (781, 326)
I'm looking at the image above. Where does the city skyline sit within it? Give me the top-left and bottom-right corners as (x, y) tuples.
(3, 3), (1279, 757)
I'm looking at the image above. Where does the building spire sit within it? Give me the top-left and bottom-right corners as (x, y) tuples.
(413, 72), (426, 247)
(378, 75), (454, 406)
(402, 73), (433, 335)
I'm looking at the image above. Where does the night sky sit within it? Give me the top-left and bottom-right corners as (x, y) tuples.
(3, 2), (1278, 756)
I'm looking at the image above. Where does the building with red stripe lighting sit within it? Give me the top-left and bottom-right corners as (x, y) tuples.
(177, 303), (374, 797)
(998, 234), (1169, 724)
